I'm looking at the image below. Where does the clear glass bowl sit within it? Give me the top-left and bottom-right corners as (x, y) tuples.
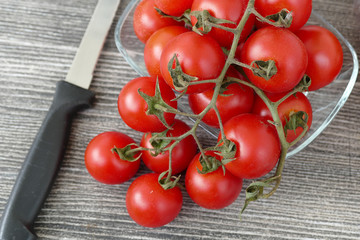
(115, 0), (359, 158)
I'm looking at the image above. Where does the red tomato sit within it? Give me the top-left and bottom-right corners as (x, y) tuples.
(252, 91), (313, 143)
(144, 26), (188, 77)
(188, 68), (254, 128)
(295, 25), (343, 91)
(191, 0), (255, 48)
(254, 0), (312, 32)
(221, 114), (281, 179)
(126, 173), (183, 228)
(185, 151), (243, 209)
(85, 132), (140, 184)
(117, 76), (177, 132)
(160, 31), (226, 94)
(239, 27), (308, 93)
(154, 0), (193, 16)
(133, 0), (182, 43)
(140, 119), (197, 174)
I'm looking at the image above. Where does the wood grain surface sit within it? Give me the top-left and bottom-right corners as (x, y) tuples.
(0, 0), (359, 239)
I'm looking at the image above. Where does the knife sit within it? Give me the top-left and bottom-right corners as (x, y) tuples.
(0, 0), (120, 239)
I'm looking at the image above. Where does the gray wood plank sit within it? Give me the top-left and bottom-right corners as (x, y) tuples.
(0, 0), (359, 239)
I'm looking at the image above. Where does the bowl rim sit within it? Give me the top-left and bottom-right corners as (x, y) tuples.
(287, 11), (359, 158)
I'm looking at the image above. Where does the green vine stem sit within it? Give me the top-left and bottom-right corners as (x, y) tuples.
(140, 0), (310, 213)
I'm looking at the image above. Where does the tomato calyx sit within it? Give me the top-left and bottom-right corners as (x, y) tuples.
(190, 10), (236, 35)
(296, 74), (312, 92)
(284, 111), (309, 136)
(158, 170), (182, 190)
(197, 154), (223, 175)
(251, 8), (293, 28)
(250, 60), (278, 81)
(168, 54), (199, 93)
(194, 140), (236, 175)
(138, 79), (177, 129)
(211, 139), (237, 165)
(111, 143), (142, 162)
(231, 58), (278, 81)
(148, 130), (172, 156)
(284, 111), (310, 147)
(264, 9), (293, 28)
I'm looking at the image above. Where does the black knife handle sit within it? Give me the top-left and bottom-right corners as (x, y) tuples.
(0, 81), (95, 240)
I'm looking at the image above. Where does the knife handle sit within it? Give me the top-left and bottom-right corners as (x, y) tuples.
(0, 81), (95, 240)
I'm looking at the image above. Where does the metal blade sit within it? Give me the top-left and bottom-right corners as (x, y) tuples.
(65, 0), (120, 89)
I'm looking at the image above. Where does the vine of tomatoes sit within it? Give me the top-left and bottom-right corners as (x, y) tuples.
(84, 0), (344, 228)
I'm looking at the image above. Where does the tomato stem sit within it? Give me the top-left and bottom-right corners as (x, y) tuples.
(188, 78), (220, 85)
(111, 144), (143, 162)
(207, 22), (237, 34)
(212, 105), (226, 141)
(231, 59), (253, 70)
(161, 106), (198, 118)
(192, 133), (211, 168)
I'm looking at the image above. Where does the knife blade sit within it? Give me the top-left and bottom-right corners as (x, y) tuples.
(0, 0), (120, 239)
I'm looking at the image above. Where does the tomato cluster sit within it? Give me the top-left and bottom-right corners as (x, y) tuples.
(84, 0), (343, 228)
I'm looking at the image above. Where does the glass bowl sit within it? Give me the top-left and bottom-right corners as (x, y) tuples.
(115, 0), (359, 158)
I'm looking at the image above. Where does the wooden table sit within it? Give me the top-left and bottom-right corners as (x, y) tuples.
(0, 0), (359, 239)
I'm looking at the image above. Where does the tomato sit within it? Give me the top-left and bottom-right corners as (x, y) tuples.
(133, 0), (182, 43)
(185, 151), (243, 209)
(140, 119), (197, 174)
(221, 113), (281, 179)
(239, 27), (308, 93)
(160, 31), (226, 94)
(295, 25), (343, 91)
(252, 91), (313, 143)
(126, 173), (183, 228)
(84, 132), (140, 184)
(117, 76), (177, 132)
(154, 0), (193, 16)
(188, 68), (254, 128)
(254, 0), (312, 32)
(144, 26), (189, 77)
(191, 0), (255, 48)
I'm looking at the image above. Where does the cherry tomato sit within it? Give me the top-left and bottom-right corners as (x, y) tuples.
(117, 76), (177, 132)
(188, 68), (254, 128)
(140, 119), (197, 174)
(154, 0), (193, 16)
(254, 0), (312, 32)
(252, 91), (313, 143)
(295, 25), (343, 91)
(221, 113), (281, 179)
(84, 132), (140, 184)
(133, 0), (182, 43)
(191, 0), (255, 48)
(160, 31), (226, 94)
(239, 27), (308, 93)
(126, 173), (183, 228)
(185, 151), (243, 209)
(144, 26), (189, 77)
